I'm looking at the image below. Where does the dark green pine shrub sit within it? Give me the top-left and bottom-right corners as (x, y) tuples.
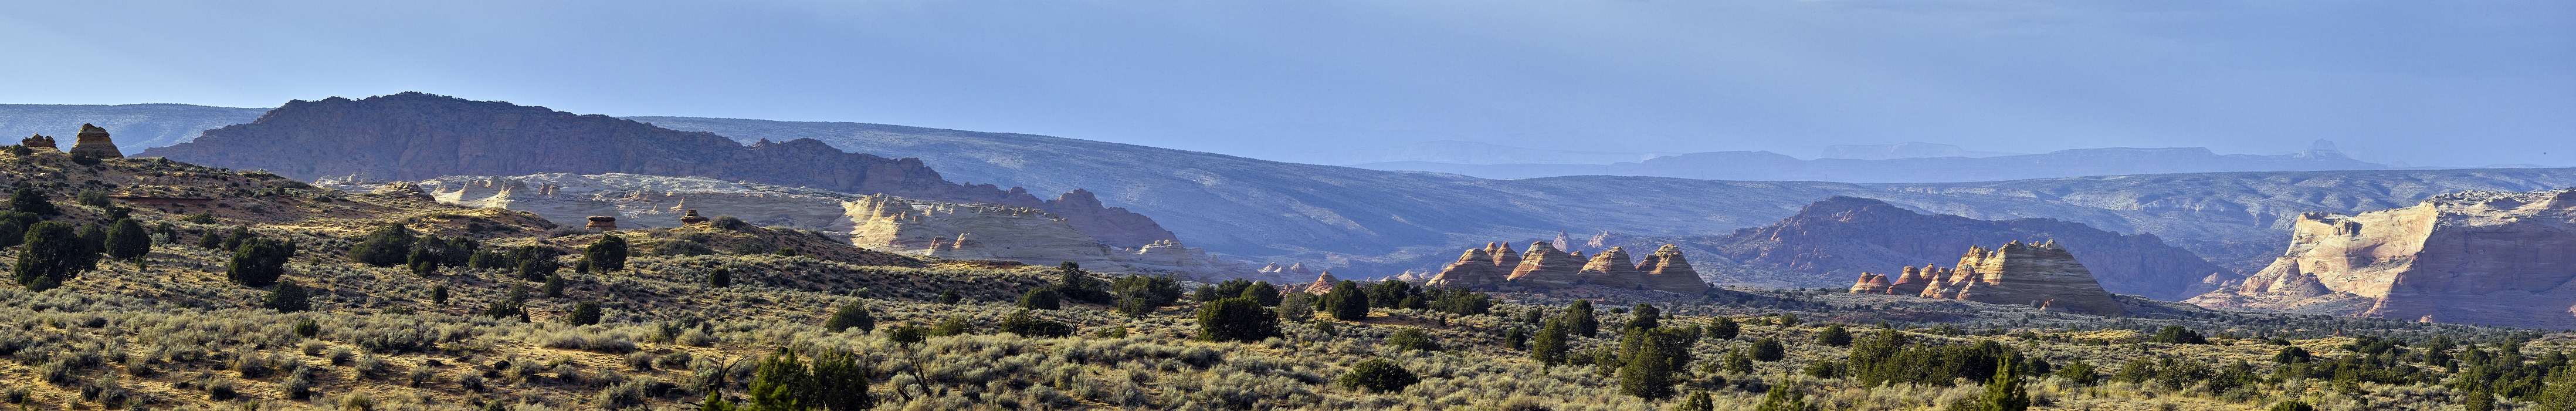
(1618, 329), (1675, 399)
(348, 223), (416, 267)
(0, 218), (25, 249)
(8, 187), (57, 216)
(430, 285), (449, 305)
(1195, 297), (1281, 343)
(103, 218), (150, 264)
(1111, 275), (1184, 316)
(225, 238), (295, 288)
(1626, 304), (1660, 331)
(1750, 338), (1787, 362)
(999, 309), (1072, 338)
(513, 247), (559, 281)
(568, 302), (603, 326)
(1504, 327), (1527, 351)
(936, 290), (961, 304)
(584, 234), (628, 272)
(1817, 324), (1852, 347)
(1530, 319), (1570, 366)
(2148, 326), (2208, 344)
(1709, 317), (1739, 340)
(1562, 300), (1599, 338)
(708, 268), (733, 288)
(1240, 281), (1282, 306)
(1053, 262), (1112, 304)
(825, 302), (874, 333)
(1019, 288), (1062, 310)
(1336, 359), (1418, 393)
(262, 281), (312, 312)
(883, 325), (926, 344)
(12, 221), (86, 291)
(1323, 281), (1370, 321)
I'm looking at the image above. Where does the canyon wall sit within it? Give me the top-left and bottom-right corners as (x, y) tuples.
(2186, 189), (2576, 328)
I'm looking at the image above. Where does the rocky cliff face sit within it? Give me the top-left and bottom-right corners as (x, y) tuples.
(327, 173), (1236, 278)
(1850, 241), (2127, 316)
(138, 92), (1173, 247)
(1716, 197), (2235, 300)
(2185, 189), (2576, 328)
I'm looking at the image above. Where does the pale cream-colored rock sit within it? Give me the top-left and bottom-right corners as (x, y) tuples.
(1303, 271), (1343, 294)
(330, 173), (1248, 277)
(69, 123), (122, 158)
(1638, 244), (1708, 294)
(1426, 247), (1509, 289)
(1506, 241), (1585, 288)
(2185, 189), (2576, 328)
(1577, 246), (1644, 289)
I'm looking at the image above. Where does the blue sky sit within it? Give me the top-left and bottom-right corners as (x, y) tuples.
(2, 1), (2568, 166)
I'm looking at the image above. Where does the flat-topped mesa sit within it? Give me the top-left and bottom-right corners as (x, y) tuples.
(1857, 240), (2126, 316)
(1426, 247), (1510, 289)
(1507, 241), (1585, 288)
(69, 123), (122, 158)
(20, 134), (56, 151)
(584, 216), (618, 230)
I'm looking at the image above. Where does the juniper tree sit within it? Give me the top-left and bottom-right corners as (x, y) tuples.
(12, 221), (83, 290)
(1531, 318), (1570, 366)
(348, 223), (416, 267)
(8, 187), (56, 217)
(1708, 317), (1739, 340)
(225, 238), (295, 288)
(1019, 287), (1062, 310)
(1817, 324), (1852, 347)
(825, 302), (873, 333)
(1619, 329), (1676, 399)
(1562, 300), (1599, 338)
(1626, 304), (1660, 331)
(1323, 281), (1370, 321)
(103, 218), (149, 265)
(584, 234), (628, 272)
(568, 302), (603, 326)
(262, 281), (312, 312)
(1195, 297), (1281, 342)
(1336, 359), (1418, 393)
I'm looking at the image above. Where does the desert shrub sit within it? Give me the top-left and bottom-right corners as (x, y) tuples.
(1195, 297), (1280, 343)
(1323, 281), (1370, 321)
(1000, 310), (1073, 338)
(225, 237), (294, 287)
(884, 325), (927, 344)
(1562, 300), (1599, 338)
(1386, 328), (1440, 352)
(348, 223), (416, 267)
(1336, 359), (1418, 393)
(569, 301), (604, 325)
(825, 302), (874, 333)
(262, 281), (313, 312)
(709, 268), (733, 287)
(8, 187), (57, 216)
(13, 221), (90, 291)
(1020, 288), (1062, 310)
(1818, 324), (1852, 346)
(1708, 317), (1739, 340)
(2148, 326), (2208, 344)
(657, 240), (717, 257)
(710, 215), (753, 231)
(1531, 319), (1570, 366)
(1111, 275), (1184, 316)
(1750, 338), (1786, 362)
(103, 218), (148, 263)
(1276, 293), (1316, 322)
(585, 234), (629, 272)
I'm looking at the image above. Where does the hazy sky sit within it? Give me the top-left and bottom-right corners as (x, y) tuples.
(2, 1), (2568, 166)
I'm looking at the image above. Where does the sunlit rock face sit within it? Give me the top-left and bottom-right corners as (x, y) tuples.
(2187, 189), (2576, 328)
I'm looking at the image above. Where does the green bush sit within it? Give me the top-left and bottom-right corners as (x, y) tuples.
(1386, 328), (1439, 352)
(12, 221), (87, 291)
(348, 223), (416, 267)
(8, 187), (57, 216)
(825, 302), (874, 333)
(1336, 359), (1418, 393)
(225, 237), (295, 287)
(103, 218), (149, 263)
(1817, 324), (1852, 347)
(262, 281), (312, 312)
(1563, 300), (1599, 338)
(1709, 317), (1739, 340)
(709, 268), (733, 287)
(568, 302), (603, 326)
(584, 234), (628, 272)
(1750, 338), (1787, 362)
(1195, 297), (1280, 343)
(1019, 288), (1062, 310)
(999, 309), (1072, 338)
(1323, 281), (1370, 321)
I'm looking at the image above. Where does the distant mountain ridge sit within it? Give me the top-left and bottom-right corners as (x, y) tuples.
(137, 93), (1176, 248)
(1354, 145), (2391, 182)
(0, 103), (264, 150)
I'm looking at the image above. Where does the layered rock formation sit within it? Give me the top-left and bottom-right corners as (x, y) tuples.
(1432, 241), (1707, 295)
(20, 134), (55, 150)
(1302, 271), (1342, 294)
(1715, 197), (2236, 300)
(2185, 189), (2576, 328)
(139, 92), (1172, 248)
(1849, 241), (2126, 316)
(69, 123), (121, 158)
(326, 173), (1239, 277)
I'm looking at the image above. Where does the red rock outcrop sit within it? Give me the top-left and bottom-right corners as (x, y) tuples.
(584, 216), (618, 230)
(1424, 241), (1707, 294)
(1638, 244), (1709, 294)
(2185, 189), (2576, 328)
(137, 92), (1174, 247)
(1852, 240), (2127, 316)
(69, 123), (122, 158)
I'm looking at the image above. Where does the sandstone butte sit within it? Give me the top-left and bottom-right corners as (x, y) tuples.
(1425, 241), (1710, 295)
(2184, 188), (2576, 329)
(68, 123), (123, 159)
(1848, 240), (2127, 316)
